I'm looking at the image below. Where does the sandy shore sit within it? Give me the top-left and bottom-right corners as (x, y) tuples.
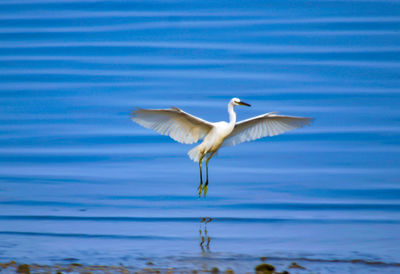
(0, 260), (295, 274)
(3, 258), (399, 273)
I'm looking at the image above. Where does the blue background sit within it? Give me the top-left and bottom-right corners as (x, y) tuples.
(0, 0), (399, 272)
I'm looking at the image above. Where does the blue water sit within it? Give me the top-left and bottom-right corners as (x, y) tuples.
(1, 0), (400, 273)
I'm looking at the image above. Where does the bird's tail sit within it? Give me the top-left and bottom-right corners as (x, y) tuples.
(188, 145), (201, 162)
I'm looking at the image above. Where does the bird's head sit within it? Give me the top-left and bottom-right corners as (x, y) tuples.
(231, 97), (251, 107)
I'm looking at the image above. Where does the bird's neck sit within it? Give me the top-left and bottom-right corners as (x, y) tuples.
(228, 103), (236, 126)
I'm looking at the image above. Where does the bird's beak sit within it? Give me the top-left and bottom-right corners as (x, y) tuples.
(238, 101), (251, 107)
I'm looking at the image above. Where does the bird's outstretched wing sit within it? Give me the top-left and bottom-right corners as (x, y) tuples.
(222, 112), (313, 147)
(131, 107), (213, 144)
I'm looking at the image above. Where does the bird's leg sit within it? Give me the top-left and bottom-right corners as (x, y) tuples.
(200, 235), (205, 253)
(204, 158), (209, 197)
(198, 157), (204, 197)
(204, 153), (215, 198)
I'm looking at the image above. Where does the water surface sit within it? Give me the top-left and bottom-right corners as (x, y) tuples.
(1, 0), (400, 273)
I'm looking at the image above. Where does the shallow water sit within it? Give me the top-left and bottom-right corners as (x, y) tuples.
(1, 0), (400, 273)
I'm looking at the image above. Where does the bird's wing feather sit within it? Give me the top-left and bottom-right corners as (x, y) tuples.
(131, 107), (213, 144)
(222, 112), (313, 147)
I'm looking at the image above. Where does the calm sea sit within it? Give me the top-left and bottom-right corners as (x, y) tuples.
(0, 0), (400, 273)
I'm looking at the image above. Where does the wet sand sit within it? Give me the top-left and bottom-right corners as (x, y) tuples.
(0, 260), (294, 274)
(3, 259), (400, 274)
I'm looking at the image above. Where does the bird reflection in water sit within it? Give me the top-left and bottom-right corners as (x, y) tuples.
(199, 217), (212, 253)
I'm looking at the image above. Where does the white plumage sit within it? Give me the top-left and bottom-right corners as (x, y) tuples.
(131, 107), (213, 145)
(131, 98), (312, 197)
(222, 112), (312, 147)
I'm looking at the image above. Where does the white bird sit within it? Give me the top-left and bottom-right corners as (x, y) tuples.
(131, 98), (312, 197)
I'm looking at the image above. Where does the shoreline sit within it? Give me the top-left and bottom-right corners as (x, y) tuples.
(2, 258), (400, 274)
(0, 260), (291, 274)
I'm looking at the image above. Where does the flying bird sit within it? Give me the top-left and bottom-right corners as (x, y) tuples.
(131, 98), (312, 197)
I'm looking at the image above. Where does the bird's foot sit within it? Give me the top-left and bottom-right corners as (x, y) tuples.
(203, 181), (208, 198)
(200, 236), (205, 246)
(198, 183), (203, 198)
